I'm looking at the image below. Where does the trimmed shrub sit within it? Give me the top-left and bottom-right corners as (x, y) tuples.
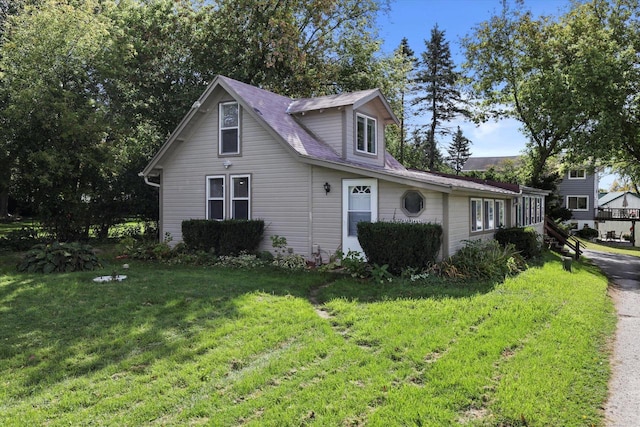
(17, 242), (101, 273)
(357, 221), (442, 275)
(575, 226), (599, 240)
(181, 219), (264, 256)
(182, 220), (220, 252)
(495, 227), (541, 259)
(218, 220), (265, 256)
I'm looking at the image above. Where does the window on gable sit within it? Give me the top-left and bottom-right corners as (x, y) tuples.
(220, 102), (239, 155)
(567, 195), (588, 211)
(231, 175), (250, 219)
(356, 114), (377, 155)
(568, 169), (586, 179)
(206, 176), (225, 220)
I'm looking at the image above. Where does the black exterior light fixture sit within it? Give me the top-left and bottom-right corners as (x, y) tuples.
(323, 182), (331, 195)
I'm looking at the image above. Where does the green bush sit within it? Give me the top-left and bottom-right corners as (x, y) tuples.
(444, 239), (525, 280)
(0, 227), (46, 251)
(17, 242), (101, 273)
(182, 219), (264, 256)
(357, 221), (442, 275)
(494, 227), (541, 259)
(575, 226), (599, 240)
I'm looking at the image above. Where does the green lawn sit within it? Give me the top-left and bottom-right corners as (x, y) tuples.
(579, 237), (640, 257)
(0, 252), (616, 426)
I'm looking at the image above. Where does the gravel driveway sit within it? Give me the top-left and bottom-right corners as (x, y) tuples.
(582, 249), (640, 426)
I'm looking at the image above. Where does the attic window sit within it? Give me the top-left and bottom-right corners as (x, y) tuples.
(568, 169), (586, 179)
(220, 102), (239, 155)
(356, 114), (377, 155)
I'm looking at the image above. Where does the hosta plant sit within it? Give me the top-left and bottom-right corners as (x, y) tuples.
(17, 242), (101, 273)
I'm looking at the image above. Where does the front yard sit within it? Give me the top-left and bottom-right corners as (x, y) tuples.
(0, 251), (615, 426)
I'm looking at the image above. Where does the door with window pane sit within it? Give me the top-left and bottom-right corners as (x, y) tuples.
(342, 179), (377, 255)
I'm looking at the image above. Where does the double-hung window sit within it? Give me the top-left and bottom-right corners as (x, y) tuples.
(484, 199), (495, 230)
(567, 196), (588, 211)
(220, 102), (239, 155)
(495, 200), (506, 228)
(356, 114), (377, 155)
(206, 176), (225, 220)
(231, 175), (250, 220)
(471, 198), (483, 232)
(568, 169), (586, 179)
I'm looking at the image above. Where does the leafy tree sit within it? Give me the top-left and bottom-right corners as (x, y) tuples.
(463, 2), (597, 185)
(387, 38), (417, 163)
(413, 24), (469, 171)
(447, 126), (471, 175)
(555, 0), (640, 187)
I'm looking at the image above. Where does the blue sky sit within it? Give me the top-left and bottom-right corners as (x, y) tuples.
(375, 0), (615, 188)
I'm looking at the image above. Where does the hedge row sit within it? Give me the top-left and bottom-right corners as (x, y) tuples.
(181, 219), (264, 256)
(357, 221), (442, 274)
(494, 226), (541, 259)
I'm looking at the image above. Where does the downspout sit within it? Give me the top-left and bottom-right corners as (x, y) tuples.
(140, 173), (161, 188)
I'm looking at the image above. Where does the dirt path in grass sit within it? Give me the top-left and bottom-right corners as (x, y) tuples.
(308, 282), (334, 319)
(582, 249), (640, 427)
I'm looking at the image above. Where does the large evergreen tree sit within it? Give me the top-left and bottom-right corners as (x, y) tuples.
(447, 127), (471, 175)
(413, 24), (469, 171)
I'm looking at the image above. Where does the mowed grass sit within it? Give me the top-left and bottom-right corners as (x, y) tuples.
(579, 237), (640, 257)
(0, 252), (615, 426)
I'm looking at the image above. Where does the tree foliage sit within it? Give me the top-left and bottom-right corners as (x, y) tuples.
(0, 0), (391, 238)
(447, 126), (471, 175)
(413, 25), (469, 171)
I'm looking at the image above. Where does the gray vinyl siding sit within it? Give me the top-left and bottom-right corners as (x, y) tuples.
(558, 171), (597, 221)
(159, 90), (311, 255)
(296, 109), (344, 157)
(448, 195), (472, 255)
(378, 182), (443, 224)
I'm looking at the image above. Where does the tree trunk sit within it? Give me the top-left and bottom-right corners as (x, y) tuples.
(0, 188), (8, 218)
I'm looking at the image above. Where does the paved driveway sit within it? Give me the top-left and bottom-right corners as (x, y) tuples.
(582, 249), (640, 427)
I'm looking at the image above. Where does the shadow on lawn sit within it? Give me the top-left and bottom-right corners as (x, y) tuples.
(0, 260), (497, 395)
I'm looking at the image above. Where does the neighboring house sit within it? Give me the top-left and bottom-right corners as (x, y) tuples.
(597, 191), (640, 243)
(463, 156), (600, 230)
(557, 168), (600, 230)
(141, 76), (547, 262)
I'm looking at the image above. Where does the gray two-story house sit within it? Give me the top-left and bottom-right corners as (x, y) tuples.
(557, 168), (599, 230)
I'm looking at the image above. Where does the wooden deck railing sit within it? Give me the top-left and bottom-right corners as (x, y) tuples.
(544, 216), (582, 260)
(595, 207), (640, 220)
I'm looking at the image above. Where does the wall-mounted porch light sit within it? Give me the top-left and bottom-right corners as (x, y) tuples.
(323, 182), (331, 195)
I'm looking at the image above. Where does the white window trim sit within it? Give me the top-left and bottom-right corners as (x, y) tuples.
(495, 200), (506, 228)
(219, 101), (240, 155)
(471, 198), (483, 232)
(206, 175), (225, 220)
(355, 113), (377, 155)
(567, 195), (589, 212)
(231, 174), (251, 219)
(568, 169), (586, 179)
(484, 199), (495, 230)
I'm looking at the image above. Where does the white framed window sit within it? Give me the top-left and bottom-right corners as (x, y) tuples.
(471, 198), (483, 232)
(356, 113), (377, 155)
(231, 175), (250, 219)
(206, 176), (225, 220)
(484, 199), (495, 230)
(568, 169), (586, 179)
(219, 101), (239, 155)
(567, 195), (588, 211)
(495, 200), (506, 228)
(401, 190), (425, 216)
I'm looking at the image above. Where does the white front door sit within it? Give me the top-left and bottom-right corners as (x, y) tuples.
(342, 179), (378, 255)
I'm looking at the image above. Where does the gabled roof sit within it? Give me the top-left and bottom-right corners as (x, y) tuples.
(286, 89), (398, 124)
(599, 191), (640, 206)
(142, 75), (526, 197)
(462, 156), (522, 172)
